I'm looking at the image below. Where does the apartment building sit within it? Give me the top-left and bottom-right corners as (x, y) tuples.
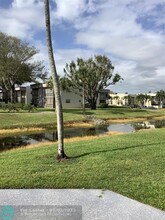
(15, 86), (31, 104)
(108, 93), (128, 106)
(99, 89), (110, 104)
(31, 83), (48, 107)
(30, 83), (83, 108)
(0, 86), (31, 104)
(108, 92), (165, 108)
(30, 83), (110, 108)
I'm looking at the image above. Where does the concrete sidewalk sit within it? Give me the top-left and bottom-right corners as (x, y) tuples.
(0, 189), (164, 220)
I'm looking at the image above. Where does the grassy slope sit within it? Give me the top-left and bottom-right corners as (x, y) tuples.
(0, 128), (165, 210)
(0, 108), (165, 129)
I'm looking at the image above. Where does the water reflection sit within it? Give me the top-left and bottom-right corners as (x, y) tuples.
(107, 123), (135, 133)
(0, 134), (49, 151)
(0, 136), (28, 151)
(1, 119), (165, 151)
(0, 127), (108, 151)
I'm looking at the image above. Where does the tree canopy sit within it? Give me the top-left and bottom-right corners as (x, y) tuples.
(0, 32), (47, 103)
(156, 90), (165, 107)
(62, 55), (122, 109)
(136, 93), (151, 107)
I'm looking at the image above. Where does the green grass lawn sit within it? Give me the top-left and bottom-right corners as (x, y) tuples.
(0, 128), (165, 210)
(0, 107), (165, 129)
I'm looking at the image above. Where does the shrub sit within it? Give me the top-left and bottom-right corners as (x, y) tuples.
(6, 103), (20, 112)
(0, 103), (7, 111)
(0, 103), (35, 112)
(23, 104), (35, 112)
(99, 103), (109, 108)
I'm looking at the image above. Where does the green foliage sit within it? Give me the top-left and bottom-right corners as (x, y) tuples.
(136, 94), (151, 107)
(0, 103), (35, 112)
(99, 103), (109, 108)
(62, 55), (122, 110)
(5, 103), (20, 112)
(156, 90), (165, 107)
(23, 104), (35, 112)
(0, 32), (47, 103)
(0, 103), (6, 111)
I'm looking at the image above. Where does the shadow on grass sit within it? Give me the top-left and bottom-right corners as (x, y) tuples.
(70, 142), (162, 159)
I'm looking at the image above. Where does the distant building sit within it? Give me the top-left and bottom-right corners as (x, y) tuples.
(15, 86), (31, 104)
(0, 86), (31, 104)
(30, 83), (82, 108)
(145, 93), (157, 108)
(31, 83), (49, 107)
(30, 83), (110, 108)
(99, 89), (110, 104)
(108, 93), (128, 106)
(1, 83), (163, 109)
(107, 92), (165, 108)
(61, 90), (82, 108)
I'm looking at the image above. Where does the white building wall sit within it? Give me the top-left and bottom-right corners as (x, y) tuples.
(144, 93), (157, 107)
(61, 90), (82, 108)
(108, 93), (128, 106)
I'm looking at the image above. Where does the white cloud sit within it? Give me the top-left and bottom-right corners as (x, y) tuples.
(55, 48), (95, 74)
(0, 15), (32, 39)
(73, 0), (165, 93)
(12, 0), (42, 8)
(53, 0), (86, 21)
(33, 40), (94, 77)
(0, 0), (164, 94)
(0, 0), (44, 39)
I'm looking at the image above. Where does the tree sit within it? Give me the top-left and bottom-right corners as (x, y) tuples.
(156, 90), (165, 108)
(136, 94), (151, 107)
(0, 32), (47, 103)
(127, 95), (138, 108)
(44, 0), (68, 160)
(62, 55), (122, 110)
(108, 95), (120, 105)
(123, 95), (129, 106)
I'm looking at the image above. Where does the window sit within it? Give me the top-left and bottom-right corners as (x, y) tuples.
(66, 99), (70, 103)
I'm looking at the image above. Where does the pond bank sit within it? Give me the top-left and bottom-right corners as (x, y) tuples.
(1, 131), (124, 152)
(106, 115), (165, 123)
(0, 122), (93, 136)
(2, 116), (165, 152)
(1, 115), (165, 136)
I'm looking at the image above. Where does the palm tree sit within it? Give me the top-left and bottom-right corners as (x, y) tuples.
(113, 95), (120, 105)
(156, 90), (165, 108)
(136, 94), (151, 108)
(44, 0), (68, 160)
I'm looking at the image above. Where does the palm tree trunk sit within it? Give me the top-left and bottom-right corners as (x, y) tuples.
(44, 0), (68, 160)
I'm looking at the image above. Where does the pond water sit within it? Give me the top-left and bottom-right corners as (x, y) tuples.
(1, 119), (165, 151)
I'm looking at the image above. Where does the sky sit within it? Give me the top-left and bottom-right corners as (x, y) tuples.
(0, 0), (165, 94)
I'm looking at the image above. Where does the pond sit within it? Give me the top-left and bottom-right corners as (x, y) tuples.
(1, 119), (165, 151)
